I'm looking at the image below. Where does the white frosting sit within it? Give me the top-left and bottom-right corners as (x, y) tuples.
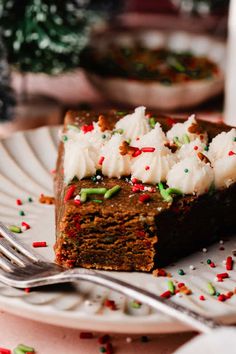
(101, 134), (131, 178)
(135, 122), (167, 149)
(167, 115), (207, 144)
(115, 106), (150, 143)
(176, 138), (206, 160)
(214, 154), (236, 188)
(167, 157), (214, 195)
(208, 128), (236, 162)
(131, 146), (176, 184)
(64, 138), (97, 182)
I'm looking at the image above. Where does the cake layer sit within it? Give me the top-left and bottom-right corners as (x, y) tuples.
(54, 110), (236, 271)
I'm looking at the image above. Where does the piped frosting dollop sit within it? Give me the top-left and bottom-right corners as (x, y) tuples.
(115, 106), (150, 143)
(167, 156), (214, 195)
(208, 128), (236, 162)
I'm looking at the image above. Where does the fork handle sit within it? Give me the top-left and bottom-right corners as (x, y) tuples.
(55, 268), (221, 333)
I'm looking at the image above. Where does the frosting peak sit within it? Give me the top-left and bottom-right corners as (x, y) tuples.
(167, 156), (213, 195)
(101, 134), (131, 178)
(136, 122), (167, 149)
(208, 128), (236, 162)
(131, 146), (176, 184)
(115, 106), (150, 143)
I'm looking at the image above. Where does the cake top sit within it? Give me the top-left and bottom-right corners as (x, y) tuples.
(61, 108), (236, 200)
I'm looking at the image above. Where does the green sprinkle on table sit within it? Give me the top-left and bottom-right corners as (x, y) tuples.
(178, 269), (185, 276)
(19, 210), (25, 216)
(9, 225), (21, 233)
(207, 282), (216, 296)
(167, 280), (175, 294)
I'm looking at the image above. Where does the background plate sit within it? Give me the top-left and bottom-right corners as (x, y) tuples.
(0, 126), (236, 334)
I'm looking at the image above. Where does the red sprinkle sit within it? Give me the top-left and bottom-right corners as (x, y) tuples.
(141, 147), (156, 153)
(24, 288), (31, 293)
(217, 272), (229, 281)
(131, 178), (138, 184)
(16, 199), (22, 206)
(99, 156), (105, 165)
(145, 166), (150, 171)
(21, 221), (30, 230)
(167, 118), (176, 127)
(132, 150), (142, 157)
(139, 194), (151, 203)
(210, 262), (216, 268)
(0, 348), (11, 354)
(194, 146), (198, 150)
(226, 256), (233, 270)
(157, 268), (167, 276)
(106, 342), (113, 354)
(228, 150), (235, 156)
(104, 299), (117, 310)
(74, 199), (81, 206)
(160, 290), (172, 298)
(178, 283), (185, 288)
(32, 241), (47, 248)
(226, 291), (233, 299)
(64, 185), (76, 202)
(81, 124), (94, 133)
(218, 294), (226, 302)
(80, 332), (93, 339)
(199, 295), (205, 301)
(50, 168), (56, 174)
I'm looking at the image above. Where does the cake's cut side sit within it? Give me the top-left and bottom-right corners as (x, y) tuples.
(54, 109), (236, 271)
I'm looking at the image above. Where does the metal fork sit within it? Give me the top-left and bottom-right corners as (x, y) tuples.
(0, 221), (223, 334)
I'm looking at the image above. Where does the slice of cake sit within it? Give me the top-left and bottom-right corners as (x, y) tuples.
(54, 108), (236, 270)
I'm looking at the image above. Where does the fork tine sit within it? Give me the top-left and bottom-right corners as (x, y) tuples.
(0, 221), (40, 262)
(0, 239), (27, 267)
(0, 256), (15, 272)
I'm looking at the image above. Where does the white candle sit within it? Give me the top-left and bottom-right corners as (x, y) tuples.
(225, 0), (236, 126)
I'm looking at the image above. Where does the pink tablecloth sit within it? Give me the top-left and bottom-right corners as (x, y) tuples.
(0, 311), (196, 354)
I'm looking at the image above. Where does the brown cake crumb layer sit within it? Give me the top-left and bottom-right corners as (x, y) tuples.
(54, 110), (236, 271)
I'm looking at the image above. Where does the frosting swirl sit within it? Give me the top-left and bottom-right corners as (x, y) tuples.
(176, 138), (206, 160)
(115, 106), (150, 143)
(64, 138), (97, 182)
(131, 146), (176, 184)
(214, 153), (236, 188)
(135, 122), (167, 149)
(167, 115), (207, 145)
(208, 128), (236, 162)
(167, 156), (213, 195)
(101, 134), (131, 178)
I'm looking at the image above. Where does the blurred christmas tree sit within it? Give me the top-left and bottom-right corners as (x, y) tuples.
(0, 0), (122, 75)
(172, 0), (229, 15)
(0, 33), (15, 121)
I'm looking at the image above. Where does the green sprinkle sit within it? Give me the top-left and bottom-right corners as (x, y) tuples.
(67, 124), (79, 131)
(207, 282), (216, 296)
(81, 188), (107, 195)
(28, 197), (33, 202)
(9, 225), (21, 233)
(16, 344), (35, 352)
(182, 134), (190, 144)
(149, 117), (156, 129)
(13, 348), (25, 354)
(80, 192), (87, 203)
(102, 134), (107, 139)
(184, 168), (189, 173)
(130, 300), (142, 309)
(91, 176), (97, 182)
(62, 135), (68, 142)
(204, 145), (209, 151)
(126, 138), (131, 144)
(234, 137), (236, 142)
(91, 199), (103, 203)
(104, 185), (121, 199)
(178, 269), (185, 276)
(19, 210), (25, 216)
(167, 280), (175, 294)
(207, 259), (211, 264)
(112, 129), (124, 135)
(216, 291), (220, 297)
(100, 347), (106, 353)
(166, 188), (183, 196)
(116, 111), (126, 116)
(173, 137), (182, 148)
(158, 183), (173, 203)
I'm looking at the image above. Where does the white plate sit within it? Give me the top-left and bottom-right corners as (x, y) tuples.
(86, 30), (225, 110)
(0, 126), (236, 334)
